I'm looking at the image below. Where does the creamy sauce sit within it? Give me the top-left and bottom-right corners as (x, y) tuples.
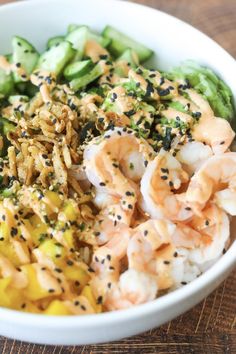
(85, 40), (108, 63)
(0, 55), (28, 79)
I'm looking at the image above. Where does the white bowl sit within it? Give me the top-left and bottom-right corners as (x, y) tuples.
(0, 0), (236, 346)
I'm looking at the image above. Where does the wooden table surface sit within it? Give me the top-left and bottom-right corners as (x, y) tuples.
(0, 0), (236, 353)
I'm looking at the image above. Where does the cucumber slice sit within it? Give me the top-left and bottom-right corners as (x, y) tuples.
(5, 54), (12, 62)
(64, 60), (93, 81)
(12, 36), (39, 82)
(70, 63), (104, 91)
(67, 24), (81, 34)
(16, 82), (27, 94)
(89, 33), (111, 48)
(102, 26), (153, 62)
(0, 68), (14, 96)
(66, 26), (89, 60)
(116, 48), (139, 68)
(9, 95), (29, 104)
(47, 36), (65, 49)
(25, 82), (39, 97)
(37, 41), (75, 76)
(66, 26), (111, 58)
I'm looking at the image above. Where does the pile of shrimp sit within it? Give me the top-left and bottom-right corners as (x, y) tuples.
(80, 90), (235, 311)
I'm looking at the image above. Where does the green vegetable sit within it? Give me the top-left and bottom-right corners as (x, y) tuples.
(8, 95), (29, 104)
(115, 49), (139, 77)
(169, 60), (234, 122)
(0, 117), (16, 156)
(47, 36), (65, 49)
(12, 36), (39, 83)
(168, 101), (187, 113)
(37, 41), (75, 76)
(66, 26), (88, 60)
(63, 60), (93, 81)
(0, 68), (14, 96)
(102, 25), (153, 62)
(70, 62), (104, 91)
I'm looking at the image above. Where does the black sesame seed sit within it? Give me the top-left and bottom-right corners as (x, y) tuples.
(107, 254), (111, 261)
(67, 260), (74, 266)
(173, 252), (178, 257)
(220, 141), (225, 145)
(223, 248), (226, 254)
(164, 260), (170, 265)
(99, 182), (106, 187)
(128, 204), (133, 210)
(160, 77), (165, 85)
(107, 282), (112, 289)
(161, 175), (168, 180)
(205, 220), (209, 226)
(10, 227), (18, 237)
(94, 232), (101, 237)
(144, 160), (148, 167)
(185, 207), (191, 211)
(48, 289), (55, 293)
(88, 267), (95, 273)
(97, 296), (103, 304)
(81, 305), (86, 311)
(144, 230), (148, 236)
(169, 181), (174, 187)
(181, 281), (187, 285)
(74, 301), (80, 306)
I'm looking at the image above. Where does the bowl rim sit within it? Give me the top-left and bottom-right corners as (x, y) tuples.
(0, 0), (235, 328)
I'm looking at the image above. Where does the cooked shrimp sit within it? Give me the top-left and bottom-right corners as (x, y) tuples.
(104, 269), (158, 311)
(188, 204), (230, 267)
(177, 141), (213, 175)
(140, 149), (192, 221)
(127, 219), (176, 290)
(172, 204), (229, 269)
(186, 89), (235, 154)
(84, 127), (154, 225)
(186, 152), (236, 214)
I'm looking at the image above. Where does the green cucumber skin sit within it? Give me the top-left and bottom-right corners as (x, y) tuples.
(0, 69), (14, 96)
(37, 41), (75, 76)
(70, 63), (104, 91)
(12, 36), (39, 83)
(47, 36), (65, 49)
(102, 25), (153, 62)
(63, 60), (93, 81)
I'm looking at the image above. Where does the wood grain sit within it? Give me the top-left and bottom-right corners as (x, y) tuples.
(0, 0), (236, 353)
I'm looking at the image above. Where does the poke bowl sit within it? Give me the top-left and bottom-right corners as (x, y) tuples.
(0, 0), (235, 345)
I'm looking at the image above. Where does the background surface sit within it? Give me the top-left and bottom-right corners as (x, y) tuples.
(0, 0), (235, 353)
